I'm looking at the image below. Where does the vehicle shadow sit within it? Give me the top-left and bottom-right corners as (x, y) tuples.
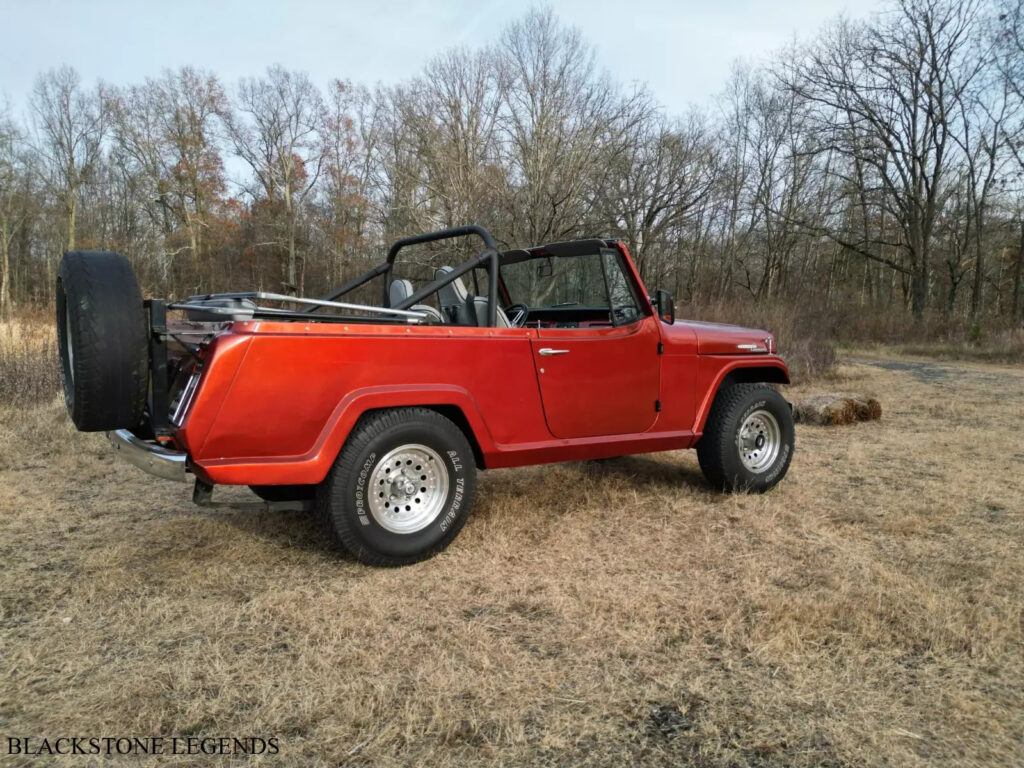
(208, 455), (712, 558)
(210, 496), (343, 559)
(575, 454), (710, 490)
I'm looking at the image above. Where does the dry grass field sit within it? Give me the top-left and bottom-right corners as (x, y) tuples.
(1, 348), (1022, 766)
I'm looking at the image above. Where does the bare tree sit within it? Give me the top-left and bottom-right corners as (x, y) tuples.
(111, 67), (227, 289)
(403, 47), (506, 233)
(30, 66), (107, 252)
(597, 113), (716, 287)
(0, 111), (32, 317)
(496, 9), (647, 244)
(952, 61), (1019, 319)
(223, 65), (326, 294)
(783, 0), (985, 316)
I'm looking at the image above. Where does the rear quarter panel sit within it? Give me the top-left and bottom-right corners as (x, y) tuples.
(182, 322), (548, 483)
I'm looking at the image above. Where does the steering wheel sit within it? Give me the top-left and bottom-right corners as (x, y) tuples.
(505, 303), (530, 327)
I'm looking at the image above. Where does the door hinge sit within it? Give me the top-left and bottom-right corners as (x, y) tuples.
(657, 342), (664, 354)
(655, 399), (662, 412)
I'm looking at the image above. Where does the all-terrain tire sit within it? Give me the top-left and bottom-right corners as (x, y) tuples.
(56, 251), (149, 432)
(318, 408), (477, 566)
(697, 383), (794, 493)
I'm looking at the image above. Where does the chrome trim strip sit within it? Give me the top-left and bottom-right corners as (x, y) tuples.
(171, 370), (201, 426)
(177, 292), (427, 320)
(106, 430), (188, 481)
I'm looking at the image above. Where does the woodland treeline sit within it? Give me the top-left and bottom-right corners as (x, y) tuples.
(0, 0), (1022, 330)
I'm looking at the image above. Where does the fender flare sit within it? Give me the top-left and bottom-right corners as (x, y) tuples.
(312, 384), (496, 478)
(693, 358), (790, 435)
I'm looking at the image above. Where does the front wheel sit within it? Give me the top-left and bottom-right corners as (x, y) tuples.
(319, 408), (477, 566)
(697, 383), (794, 493)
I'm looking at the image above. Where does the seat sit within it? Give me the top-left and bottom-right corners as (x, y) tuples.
(435, 267), (474, 325)
(388, 279), (443, 324)
(435, 267), (510, 327)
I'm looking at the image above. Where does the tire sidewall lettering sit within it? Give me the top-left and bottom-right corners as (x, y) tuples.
(346, 426), (471, 552)
(763, 443), (791, 483)
(447, 449), (463, 472)
(733, 393), (792, 488)
(353, 452), (376, 526)
(440, 475), (465, 533)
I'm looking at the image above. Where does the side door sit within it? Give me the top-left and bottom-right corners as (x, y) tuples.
(530, 248), (661, 439)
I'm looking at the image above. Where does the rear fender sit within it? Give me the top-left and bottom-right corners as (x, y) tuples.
(320, 386), (495, 473)
(194, 385), (495, 485)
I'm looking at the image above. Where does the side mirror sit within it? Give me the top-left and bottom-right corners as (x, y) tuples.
(654, 289), (675, 324)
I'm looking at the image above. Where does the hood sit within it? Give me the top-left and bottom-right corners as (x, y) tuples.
(676, 320), (776, 356)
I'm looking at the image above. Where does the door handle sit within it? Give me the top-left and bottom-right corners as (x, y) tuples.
(538, 348), (570, 356)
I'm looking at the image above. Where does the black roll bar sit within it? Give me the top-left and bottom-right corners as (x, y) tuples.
(382, 224), (498, 310)
(316, 224), (501, 327)
(390, 247), (500, 327)
(320, 262), (390, 304)
(384, 224), (498, 265)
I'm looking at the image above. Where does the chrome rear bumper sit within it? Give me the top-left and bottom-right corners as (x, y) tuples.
(106, 429), (188, 481)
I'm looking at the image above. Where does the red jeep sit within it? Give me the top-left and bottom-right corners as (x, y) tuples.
(56, 226), (793, 565)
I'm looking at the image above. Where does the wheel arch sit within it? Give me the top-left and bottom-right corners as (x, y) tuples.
(694, 360), (790, 435)
(356, 403), (487, 470)
(318, 386), (494, 479)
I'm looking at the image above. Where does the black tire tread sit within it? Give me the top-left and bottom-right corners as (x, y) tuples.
(319, 407), (476, 566)
(697, 383), (792, 492)
(57, 251), (148, 431)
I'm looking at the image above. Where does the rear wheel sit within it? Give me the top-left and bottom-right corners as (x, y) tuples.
(319, 408), (476, 566)
(697, 383), (794, 493)
(56, 251), (149, 432)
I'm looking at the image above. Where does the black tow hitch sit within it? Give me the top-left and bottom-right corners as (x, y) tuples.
(193, 478), (215, 506)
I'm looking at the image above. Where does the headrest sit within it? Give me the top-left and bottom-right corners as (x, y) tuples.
(435, 267), (469, 301)
(389, 278), (414, 307)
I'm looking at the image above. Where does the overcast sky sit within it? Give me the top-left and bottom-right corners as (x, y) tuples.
(0, 0), (882, 118)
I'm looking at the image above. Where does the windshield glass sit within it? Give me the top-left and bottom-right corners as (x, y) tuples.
(501, 253), (609, 309)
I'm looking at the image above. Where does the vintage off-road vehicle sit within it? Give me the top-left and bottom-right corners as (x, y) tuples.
(56, 225), (793, 565)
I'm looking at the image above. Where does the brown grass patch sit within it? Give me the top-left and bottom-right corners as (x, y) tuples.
(1, 353), (1022, 766)
(0, 316), (60, 406)
(851, 326), (1024, 365)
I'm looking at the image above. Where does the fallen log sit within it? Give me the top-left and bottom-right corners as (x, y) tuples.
(793, 393), (882, 426)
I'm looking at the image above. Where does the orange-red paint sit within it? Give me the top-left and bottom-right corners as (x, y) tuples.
(170, 243), (789, 486)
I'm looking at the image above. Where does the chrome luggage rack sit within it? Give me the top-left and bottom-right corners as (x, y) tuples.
(169, 291), (428, 324)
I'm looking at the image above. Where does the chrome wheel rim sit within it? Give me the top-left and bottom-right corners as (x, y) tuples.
(367, 444), (449, 534)
(737, 409), (781, 473)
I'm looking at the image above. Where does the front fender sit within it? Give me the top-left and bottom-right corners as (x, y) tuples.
(692, 356), (790, 435)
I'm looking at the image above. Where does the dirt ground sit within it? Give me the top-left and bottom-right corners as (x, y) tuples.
(0, 353), (1021, 767)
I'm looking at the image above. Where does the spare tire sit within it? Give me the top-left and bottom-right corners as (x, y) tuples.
(56, 251), (149, 432)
